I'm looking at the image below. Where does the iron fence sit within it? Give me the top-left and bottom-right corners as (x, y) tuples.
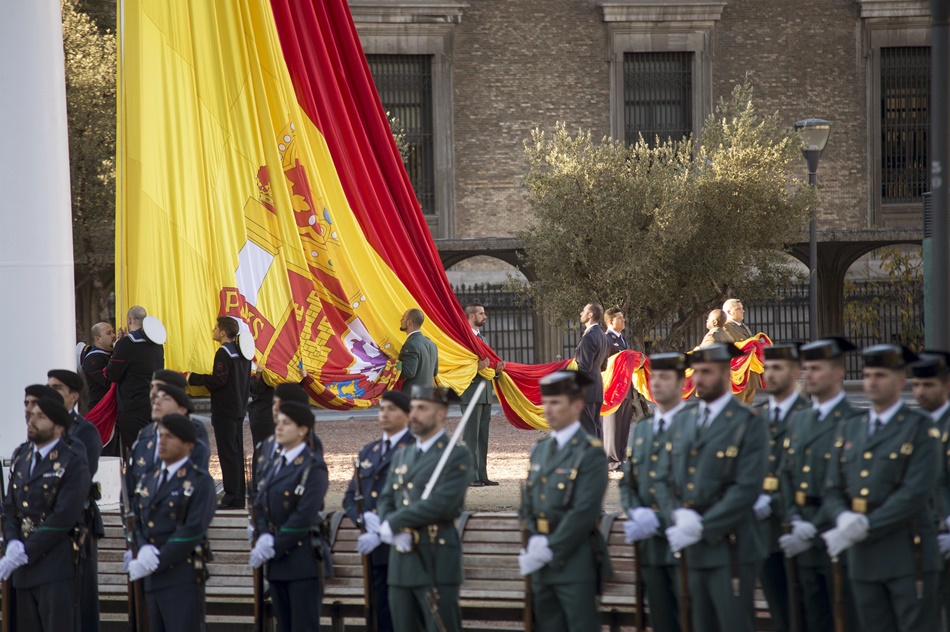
(452, 281), (924, 380)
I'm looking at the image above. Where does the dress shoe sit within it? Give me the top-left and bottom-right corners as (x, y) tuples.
(217, 501), (245, 510)
(469, 481), (485, 488)
(482, 480), (500, 486)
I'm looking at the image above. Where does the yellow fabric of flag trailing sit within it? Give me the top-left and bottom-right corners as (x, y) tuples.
(116, 0), (565, 426)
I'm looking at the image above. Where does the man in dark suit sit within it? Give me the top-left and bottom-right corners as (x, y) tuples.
(461, 303), (505, 486)
(47, 369), (104, 632)
(573, 303), (610, 439)
(107, 306), (165, 452)
(397, 308), (438, 394)
(81, 321), (116, 411)
(342, 390), (416, 632)
(722, 299), (759, 405)
(188, 316), (251, 509)
(603, 307), (633, 470)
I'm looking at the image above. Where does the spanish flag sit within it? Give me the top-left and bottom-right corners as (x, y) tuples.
(117, 0), (567, 429)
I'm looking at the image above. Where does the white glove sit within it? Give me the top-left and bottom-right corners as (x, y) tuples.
(0, 556), (21, 581)
(939, 534), (950, 560)
(137, 545), (160, 573)
(835, 511), (870, 543)
(753, 494), (772, 521)
(517, 536), (553, 576)
(363, 511), (381, 534)
(379, 521), (395, 545)
(665, 525), (702, 553)
(629, 507), (661, 534)
(821, 528), (852, 558)
(357, 532), (382, 555)
(672, 508), (703, 539)
(123, 549), (133, 572)
(778, 533), (813, 558)
(128, 558), (154, 582)
(392, 531), (413, 553)
(791, 520), (818, 541)
(624, 519), (654, 544)
(5, 540), (26, 566)
(249, 533), (275, 568)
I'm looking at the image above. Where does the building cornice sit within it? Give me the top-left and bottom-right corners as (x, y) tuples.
(347, 1), (467, 24)
(596, 0), (727, 24)
(856, 0), (930, 19)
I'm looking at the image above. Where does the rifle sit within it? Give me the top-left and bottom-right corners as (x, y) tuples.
(0, 460), (13, 632)
(782, 522), (804, 632)
(246, 454), (266, 632)
(519, 483), (534, 632)
(351, 458), (377, 631)
(119, 458), (149, 632)
(675, 550), (691, 632)
(633, 541), (645, 630)
(831, 556), (846, 632)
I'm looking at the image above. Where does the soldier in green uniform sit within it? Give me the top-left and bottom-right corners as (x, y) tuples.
(621, 352), (693, 632)
(519, 370), (610, 632)
(376, 385), (473, 632)
(822, 344), (940, 632)
(664, 343), (768, 632)
(778, 337), (860, 632)
(754, 343), (810, 632)
(909, 351), (950, 631)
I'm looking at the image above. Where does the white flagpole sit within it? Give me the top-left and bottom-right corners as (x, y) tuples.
(421, 381), (487, 501)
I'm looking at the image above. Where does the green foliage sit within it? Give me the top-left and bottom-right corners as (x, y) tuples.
(63, 0), (116, 320)
(387, 112), (411, 167)
(516, 82), (814, 350)
(844, 248), (924, 351)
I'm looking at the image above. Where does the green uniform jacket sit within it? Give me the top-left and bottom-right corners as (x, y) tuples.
(460, 334), (494, 406)
(398, 332), (439, 394)
(377, 433), (473, 588)
(620, 408), (693, 567)
(665, 398), (768, 569)
(757, 395), (810, 553)
(522, 425), (610, 586)
(930, 407), (950, 528)
(781, 396), (859, 567)
(823, 404), (941, 582)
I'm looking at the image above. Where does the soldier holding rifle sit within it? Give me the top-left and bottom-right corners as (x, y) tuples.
(663, 343), (767, 632)
(128, 414), (215, 632)
(822, 345), (941, 631)
(621, 353), (692, 632)
(778, 337), (861, 632)
(343, 390), (415, 631)
(0, 397), (90, 631)
(249, 401), (329, 632)
(518, 370), (610, 632)
(376, 385), (474, 632)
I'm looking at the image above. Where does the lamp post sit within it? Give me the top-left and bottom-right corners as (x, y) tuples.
(794, 118), (831, 341)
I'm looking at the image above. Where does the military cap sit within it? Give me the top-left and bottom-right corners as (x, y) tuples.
(800, 337), (857, 361)
(764, 343), (801, 362)
(381, 390), (411, 413)
(274, 383), (310, 405)
(155, 383), (194, 413)
(690, 343), (744, 364)
(34, 397), (71, 428)
(25, 384), (64, 404)
(862, 344), (918, 369)
(152, 369), (188, 391)
(411, 385), (452, 406)
(910, 351), (950, 379)
(160, 413), (197, 444)
(279, 401), (315, 429)
(649, 352), (689, 373)
(539, 370), (593, 396)
(47, 369), (84, 393)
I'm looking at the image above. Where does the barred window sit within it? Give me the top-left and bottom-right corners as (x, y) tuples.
(623, 52), (693, 146)
(366, 55), (435, 215)
(881, 47), (930, 204)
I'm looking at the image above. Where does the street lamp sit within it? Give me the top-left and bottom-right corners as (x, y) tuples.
(794, 118), (831, 341)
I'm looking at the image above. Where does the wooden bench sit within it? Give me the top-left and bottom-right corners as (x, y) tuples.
(93, 510), (776, 631)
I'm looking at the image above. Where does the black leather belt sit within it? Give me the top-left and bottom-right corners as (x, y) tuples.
(794, 492), (822, 508)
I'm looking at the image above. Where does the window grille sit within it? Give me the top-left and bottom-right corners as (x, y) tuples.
(366, 55), (435, 215)
(881, 46), (930, 204)
(623, 52), (693, 146)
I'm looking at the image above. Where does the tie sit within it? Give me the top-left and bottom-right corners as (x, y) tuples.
(383, 439), (391, 456)
(813, 406), (822, 422)
(869, 416), (883, 437)
(157, 468), (169, 491)
(31, 451), (41, 475)
(773, 406), (781, 426)
(657, 415), (667, 435)
(697, 408), (711, 436)
(620, 336), (627, 350)
(547, 438), (558, 459)
(277, 455), (287, 474)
